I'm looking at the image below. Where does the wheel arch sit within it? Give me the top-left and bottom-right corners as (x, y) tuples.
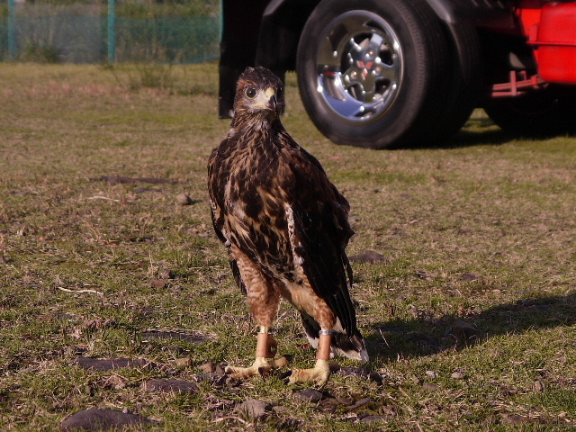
(255, 0), (320, 71)
(424, 0), (512, 26)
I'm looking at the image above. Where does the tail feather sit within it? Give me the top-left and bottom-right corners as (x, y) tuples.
(300, 312), (369, 362)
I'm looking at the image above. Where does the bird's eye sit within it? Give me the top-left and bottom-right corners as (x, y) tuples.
(245, 88), (257, 99)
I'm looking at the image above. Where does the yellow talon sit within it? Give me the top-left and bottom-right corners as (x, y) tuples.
(284, 359), (334, 387)
(225, 356), (290, 379)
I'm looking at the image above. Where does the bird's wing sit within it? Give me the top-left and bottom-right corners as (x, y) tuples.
(283, 144), (357, 335)
(208, 144), (248, 295)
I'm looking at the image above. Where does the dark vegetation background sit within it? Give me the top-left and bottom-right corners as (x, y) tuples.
(0, 0), (221, 63)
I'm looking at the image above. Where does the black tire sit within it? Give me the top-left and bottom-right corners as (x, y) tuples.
(483, 86), (576, 137)
(296, 0), (453, 149)
(428, 22), (482, 143)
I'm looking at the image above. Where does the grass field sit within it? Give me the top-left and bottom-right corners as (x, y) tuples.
(0, 63), (575, 431)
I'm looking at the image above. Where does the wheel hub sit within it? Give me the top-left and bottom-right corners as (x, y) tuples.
(316, 11), (403, 122)
(343, 35), (385, 101)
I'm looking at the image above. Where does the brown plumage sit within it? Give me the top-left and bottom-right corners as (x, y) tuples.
(208, 66), (367, 386)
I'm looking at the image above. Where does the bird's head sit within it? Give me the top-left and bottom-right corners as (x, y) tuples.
(233, 67), (285, 121)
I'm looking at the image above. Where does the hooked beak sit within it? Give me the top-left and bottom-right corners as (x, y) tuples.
(252, 87), (277, 112)
(264, 87), (277, 112)
(268, 94), (278, 112)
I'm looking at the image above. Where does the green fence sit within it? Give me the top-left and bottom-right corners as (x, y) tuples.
(0, 1), (221, 63)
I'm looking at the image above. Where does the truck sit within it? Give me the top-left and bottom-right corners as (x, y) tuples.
(218, 0), (576, 149)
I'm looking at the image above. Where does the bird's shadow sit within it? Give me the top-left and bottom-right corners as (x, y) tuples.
(364, 292), (576, 362)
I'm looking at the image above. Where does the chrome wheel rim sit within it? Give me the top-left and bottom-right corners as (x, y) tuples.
(315, 11), (403, 122)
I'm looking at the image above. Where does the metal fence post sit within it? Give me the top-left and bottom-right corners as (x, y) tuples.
(8, 0), (16, 59)
(108, 0), (116, 62)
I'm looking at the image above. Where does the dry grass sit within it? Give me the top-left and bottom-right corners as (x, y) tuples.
(0, 63), (575, 431)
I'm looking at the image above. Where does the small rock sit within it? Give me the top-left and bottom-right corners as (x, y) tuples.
(369, 372), (384, 385)
(451, 371), (466, 379)
(176, 193), (193, 206)
(337, 366), (370, 379)
(75, 357), (150, 371)
(236, 399), (270, 419)
(460, 272), (479, 281)
(446, 320), (481, 347)
(415, 270), (433, 281)
(335, 397), (354, 406)
(160, 345), (187, 356)
(359, 415), (388, 423)
(337, 367), (383, 384)
(347, 398), (373, 411)
(500, 414), (529, 424)
(60, 408), (154, 431)
(224, 375), (242, 387)
(271, 405), (289, 414)
(192, 373), (220, 383)
(66, 346), (88, 356)
(159, 270), (175, 280)
(192, 370), (240, 387)
(320, 399), (338, 414)
(422, 383), (440, 391)
(381, 406), (396, 416)
(144, 379), (199, 394)
(150, 279), (168, 289)
(349, 250), (387, 264)
(213, 374), (242, 388)
(101, 375), (127, 390)
(425, 370), (438, 378)
(296, 388), (324, 403)
(173, 357), (192, 368)
(533, 380), (546, 392)
(198, 362), (216, 373)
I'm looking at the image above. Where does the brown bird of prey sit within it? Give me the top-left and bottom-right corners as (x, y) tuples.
(208, 66), (368, 386)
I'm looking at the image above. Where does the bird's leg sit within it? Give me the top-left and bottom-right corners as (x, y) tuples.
(225, 326), (290, 379)
(284, 330), (335, 387)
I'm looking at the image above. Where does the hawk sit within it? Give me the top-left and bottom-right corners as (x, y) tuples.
(208, 66), (368, 386)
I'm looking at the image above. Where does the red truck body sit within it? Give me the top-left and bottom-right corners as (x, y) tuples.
(526, 1), (576, 84)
